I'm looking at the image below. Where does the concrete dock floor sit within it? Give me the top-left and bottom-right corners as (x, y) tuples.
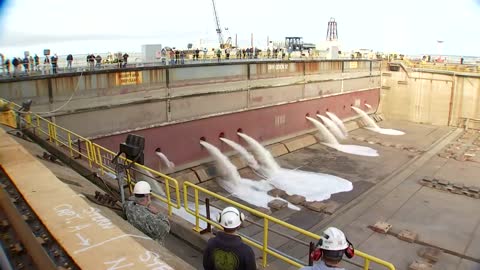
(198, 120), (479, 270)
(5, 119), (480, 270)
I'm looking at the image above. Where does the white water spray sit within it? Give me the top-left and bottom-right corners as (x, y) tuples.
(351, 106), (405, 136)
(317, 114), (346, 140)
(351, 106), (380, 129)
(269, 168), (352, 201)
(219, 134), (352, 200)
(237, 135), (354, 201)
(237, 133), (280, 174)
(200, 141), (298, 210)
(326, 111), (348, 137)
(307, 117), (379, 157)
(155, 151), (175, 170)
(200, 141), (242, 184)
(220, 138), (260, 170)
(306, 117), (338, 144)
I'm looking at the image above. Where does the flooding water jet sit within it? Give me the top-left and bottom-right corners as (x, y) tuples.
(351, 106), (405, 135)
(326, 111), (348, 137)
(317, 114), (346, 140)
(307, 117), (379, 157)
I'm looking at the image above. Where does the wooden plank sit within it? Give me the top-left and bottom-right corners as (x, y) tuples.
(0, 128), (193, 270)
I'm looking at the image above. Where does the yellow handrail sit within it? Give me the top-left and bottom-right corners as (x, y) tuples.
(183, 181), (396, 270)
(402, 59), (479, 74)
(2, 98), (395, 269)
(4, 103), (181, 215)
(91, 143), (181, 215)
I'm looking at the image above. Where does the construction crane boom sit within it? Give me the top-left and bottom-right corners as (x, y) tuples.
(211, 0), (224, 46)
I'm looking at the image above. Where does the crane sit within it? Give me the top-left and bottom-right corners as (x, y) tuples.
(211, 0), (232, 49)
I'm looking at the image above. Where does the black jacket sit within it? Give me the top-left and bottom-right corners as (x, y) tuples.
(203, 232), (256, 270)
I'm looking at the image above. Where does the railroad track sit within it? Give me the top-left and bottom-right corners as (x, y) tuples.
(0, 167), (79, 270)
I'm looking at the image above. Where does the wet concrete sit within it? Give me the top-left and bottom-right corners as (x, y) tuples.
(192, 120), (480, 270)
(9, 118), (480, 270)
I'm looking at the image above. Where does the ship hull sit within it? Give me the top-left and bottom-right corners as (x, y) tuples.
(93, 88), (379, 169)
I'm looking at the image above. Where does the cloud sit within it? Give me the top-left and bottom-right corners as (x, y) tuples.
(0, 32), (165, 47)
(0, 32), (201, 47)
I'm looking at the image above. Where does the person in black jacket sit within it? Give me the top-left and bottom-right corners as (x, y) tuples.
(66, 54), (73, 70)
(12, 57), (20, 77)
(203, 207), (256, 270)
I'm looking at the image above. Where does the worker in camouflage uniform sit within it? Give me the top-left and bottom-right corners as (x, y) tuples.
(123, 181), (170, 244)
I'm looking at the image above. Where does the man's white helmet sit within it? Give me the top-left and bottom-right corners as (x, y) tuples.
(319, 227), (348, 250)
(216, 207), (245, 229)
(133, 181), (151, 195)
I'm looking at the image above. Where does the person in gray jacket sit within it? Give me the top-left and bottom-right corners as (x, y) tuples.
(123, 181), (170, 245)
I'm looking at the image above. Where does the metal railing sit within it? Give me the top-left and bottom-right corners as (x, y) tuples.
(183, 182), (395, 270)
(7, 102), (181, 215)
(2, 98), (395, 269)
(402, 59), (479, 74)
(89, 143), (181, 215)
(1, 54), (376, 80)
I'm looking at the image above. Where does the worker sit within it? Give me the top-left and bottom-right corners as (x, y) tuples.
(203, 206), (256, 270)
(300, 227), (355, 270)
(123, 181), (170, 245)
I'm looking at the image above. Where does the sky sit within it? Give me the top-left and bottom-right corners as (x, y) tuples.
(0, 0), (479, 57)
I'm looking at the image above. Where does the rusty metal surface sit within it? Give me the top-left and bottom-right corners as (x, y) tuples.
(169, 65), (247, 87)
(304, 61), (342, 75)
(0, 167), (78, 270)
(249, 62), (304, 80)
(0, 60), (380, 104)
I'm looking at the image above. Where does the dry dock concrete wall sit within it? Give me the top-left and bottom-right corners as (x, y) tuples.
(379, 65), (480, 128)
(0, 60), (381, 168)
(1, 60), (381, 138)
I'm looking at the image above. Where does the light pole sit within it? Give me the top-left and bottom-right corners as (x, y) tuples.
(437, 40), (444, 62)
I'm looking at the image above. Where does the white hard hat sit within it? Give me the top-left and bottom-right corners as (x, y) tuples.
(319, 227), (348, 250)
(217, 207), (245, 229)
(133, 181), (151, 194)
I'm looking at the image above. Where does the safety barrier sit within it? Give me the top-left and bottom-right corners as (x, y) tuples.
(183, 182), (395, 270)
(403, 59), (479, 74)
(0, 53), (379, 80)
(4, 100), (181, 215)
(1, 98), (395, 269)
(90, 143), (181, 215)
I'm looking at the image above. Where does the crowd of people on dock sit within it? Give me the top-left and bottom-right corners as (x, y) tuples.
(0, 46), (292, 78)
(1, 52), (130, 77)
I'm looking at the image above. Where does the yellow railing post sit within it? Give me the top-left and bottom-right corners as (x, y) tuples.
(47, 123), (53, 142)
(263, 218), (269, 267)
(183, 183), (189, 210)
(364, 258), (370, 270)
(165, 178), (172, 216)
(96, 145), (104, 175)
(194, 188), (200, 232)
(67, 133), (73, 157)
(25, 113), (32, 126)
(85, 141), (92, 167)
(52, 125), (58, 146)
